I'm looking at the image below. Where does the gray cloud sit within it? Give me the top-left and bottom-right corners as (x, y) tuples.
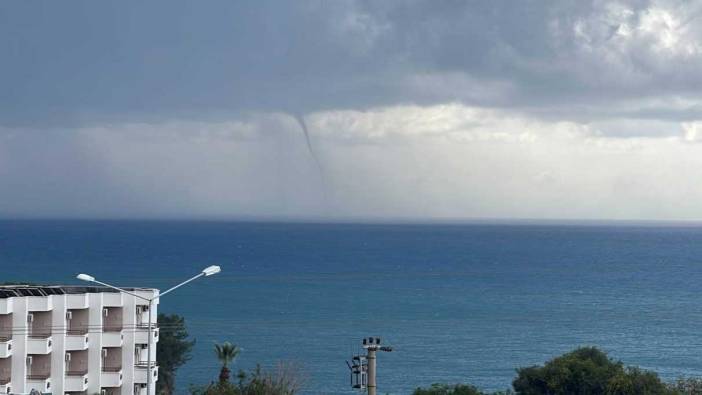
(2, 107), (702, 220)
(4, 1), (702, 129)
(4, 1), (702, 220)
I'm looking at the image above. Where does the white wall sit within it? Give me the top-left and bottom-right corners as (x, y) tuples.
(50, 294), (66, 394)
(0, 288), (160, 395)
(87, 292), (104, 394)
(10, 297), (27, 394)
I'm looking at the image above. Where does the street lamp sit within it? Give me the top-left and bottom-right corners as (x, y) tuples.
(76, 265), (221, 395)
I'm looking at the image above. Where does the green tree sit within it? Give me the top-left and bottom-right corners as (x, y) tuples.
(215, 342), (241, 383)
(606, 367), (670, 395)
(156, 314), (195, 395)
(237, 363), (303, 395)
(412, 383), (485, 395)
(190, 362), (303, 395)
(667, 377), (702, 394)
(190, 381), (239, 395)
(412, 383), (513, 395)
(512, 347), (672, 395)
(513, 347), (622, 395)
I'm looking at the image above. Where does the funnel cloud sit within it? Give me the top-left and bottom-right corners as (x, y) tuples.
(293, 114), (329, 206)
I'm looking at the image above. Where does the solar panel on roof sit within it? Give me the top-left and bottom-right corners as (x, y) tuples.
(0, 284), (149, 298)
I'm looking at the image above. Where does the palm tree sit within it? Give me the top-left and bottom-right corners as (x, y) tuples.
(214, 341), (240, 383)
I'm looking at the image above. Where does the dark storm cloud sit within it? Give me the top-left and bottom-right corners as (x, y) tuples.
(4, 0), (701, 129)
(6, 0), (702, 220)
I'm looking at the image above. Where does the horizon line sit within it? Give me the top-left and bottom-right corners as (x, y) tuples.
(2, 216), (702, 227)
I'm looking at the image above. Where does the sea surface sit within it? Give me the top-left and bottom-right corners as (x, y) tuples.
(2, 220), (702, 394)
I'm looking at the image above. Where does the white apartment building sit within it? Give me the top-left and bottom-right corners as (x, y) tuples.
(0, 285), (159, 395)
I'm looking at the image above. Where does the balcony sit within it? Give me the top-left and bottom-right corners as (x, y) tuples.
(27, 335), (52, 354)
(27, 296), (52, 312)
(0, 299), (12, 315)
(65, 370), (89, 392)
(136, 312), (156, 328)
(0, 339), (11, 358)
(101, 367), (123, 387)
(134, 328), (158, 345)
(135, 360), (157, 369)
(66, 294), (89, 309)
(26, 375), (50, 393)
(66, 326), (89, 335)
(134, 364), (158, 384)
(0, 357), (10, 394)
(102, 293), (123, 307)
(65, 333), (89, 351)
(102, 331), (123, 348)
(103, 324), (123, 333)
(0, 380), (10, 395)
(66, 307), (90, 344)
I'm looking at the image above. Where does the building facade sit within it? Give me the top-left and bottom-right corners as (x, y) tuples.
(0, 285), (159, 395)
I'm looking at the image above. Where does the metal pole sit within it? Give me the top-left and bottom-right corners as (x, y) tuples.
(367, 348), (376, 395)
(90, 279), (151, 301)
(158, 272), (204, 298)
(147, 299), (153, 395)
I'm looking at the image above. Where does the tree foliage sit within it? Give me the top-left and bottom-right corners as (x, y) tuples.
(190, 363), (303, 395)
(236, 363), (304, 395)
(412, 383), (491, 395)
(420, 347), (681, 395)
(189, 342), (694, 395)
(215, 342), (241, 383)
(667, 377), (702, 394)
(606, 367), (670, 395)
(512, 347), (671, 395)
(157, 313), (195, 395)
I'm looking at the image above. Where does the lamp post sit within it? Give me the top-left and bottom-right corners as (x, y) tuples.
(76, 265), (221, 395)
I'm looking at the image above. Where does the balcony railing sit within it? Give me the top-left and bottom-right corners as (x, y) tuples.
(0, 335), (11, 341)
(27, 373), (50, 380)
(67, 328), (89, 335)
(0, 378), (10, 385)
(102, 366), (122, 372)
(102, 325), (123, 332)
(28, 331), (51, 339)
(66, 369), (88, 376)
(135, 361), (157, 368)
(136, 322), (157, 329)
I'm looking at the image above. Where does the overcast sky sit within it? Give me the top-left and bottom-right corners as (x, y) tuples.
(3, 0), (702, 220)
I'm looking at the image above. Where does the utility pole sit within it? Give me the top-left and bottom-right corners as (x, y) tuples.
(347, 337), (392, 395)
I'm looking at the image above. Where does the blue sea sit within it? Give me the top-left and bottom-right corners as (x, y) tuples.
(2, 220), (702, 394)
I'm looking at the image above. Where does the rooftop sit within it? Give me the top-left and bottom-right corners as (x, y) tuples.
(0, 285), (155, 299)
